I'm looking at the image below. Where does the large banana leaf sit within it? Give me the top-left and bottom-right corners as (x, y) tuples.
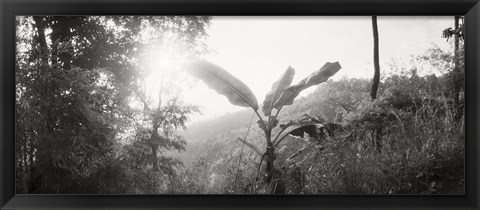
(273, 62), (341, 109)
(262, 66), (295, 116)
(183, 60), (259, 110)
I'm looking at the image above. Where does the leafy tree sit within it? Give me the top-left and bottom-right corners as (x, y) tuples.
(442, 16), (464, 119)
(416, 43), (464, 108)
(131, 95), (199, 192)
(15, 16), (210, 193)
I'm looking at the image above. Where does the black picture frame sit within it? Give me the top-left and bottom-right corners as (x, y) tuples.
(1, 0), (479, 209)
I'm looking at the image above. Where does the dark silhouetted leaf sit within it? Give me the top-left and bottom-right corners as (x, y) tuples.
(275, 117), (330, 146)
(289, 123), (319, 139)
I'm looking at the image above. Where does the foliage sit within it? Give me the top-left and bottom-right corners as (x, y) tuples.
(262, 66), (295, 116)
(179, 44), (464, 194)
(15, 16), (210, 193)
(183, 59), (341, 194)
(15, 16), (464, 195)
(442, 16), (464, 41)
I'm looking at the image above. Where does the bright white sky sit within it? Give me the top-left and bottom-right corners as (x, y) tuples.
(172, 16), (454, 123)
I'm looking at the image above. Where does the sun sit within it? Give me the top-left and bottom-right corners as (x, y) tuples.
(139, 46), (189, 109)
(144, 51), (175, 74)
(160, 58), (172, 68)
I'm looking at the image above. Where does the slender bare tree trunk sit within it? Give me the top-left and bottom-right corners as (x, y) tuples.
(453, 16), (461, 119)
(370, 16), (380, 100)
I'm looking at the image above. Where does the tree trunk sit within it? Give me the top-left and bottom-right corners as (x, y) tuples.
(453, 16), (461, 119)
(264, 144), (285, 194)
(30, 16), (53, 193)
(151, 145), (159, 171)
(370, 16), (381, 100)
(265, 146), (275, 182)
(151, 119), (160, 171)
(50, 21), (59, 67)
(32, 17), (49, 66)
(21, 139), (28, 192)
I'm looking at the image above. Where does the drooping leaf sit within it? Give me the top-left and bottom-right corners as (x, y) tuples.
(183, 59), (259, 110)
(288, 122), (319, 139)
(275, 117), (329, 146)
(274, 62), (341, 109)
(262, 66), (295, 116)
(275, 120), (317, 146)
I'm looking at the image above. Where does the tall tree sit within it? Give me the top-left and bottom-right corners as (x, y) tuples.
(442, 16), (464, 119)
(453, 16), (462, 118)
(370, 16), (380, 100)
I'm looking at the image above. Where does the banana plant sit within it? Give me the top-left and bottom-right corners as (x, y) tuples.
(183, 59), (341, 194)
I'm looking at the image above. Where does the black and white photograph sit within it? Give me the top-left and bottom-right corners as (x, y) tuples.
(15, 16), (465, 195)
